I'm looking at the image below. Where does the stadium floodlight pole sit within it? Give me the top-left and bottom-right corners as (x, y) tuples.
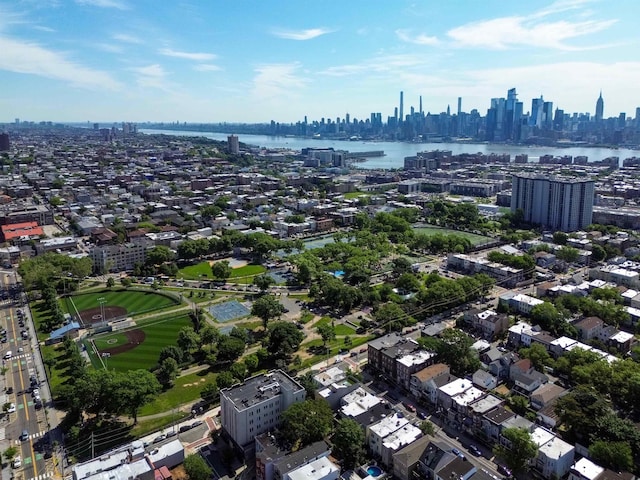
(98, 297), (106, 323)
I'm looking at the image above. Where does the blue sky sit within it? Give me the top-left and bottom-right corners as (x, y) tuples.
(0, 0), (638, 123)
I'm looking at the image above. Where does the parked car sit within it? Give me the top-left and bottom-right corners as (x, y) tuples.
(468, 445), (482, 456)
(12, 455), (21, 468)
(417, 411), (427, 420)
(178, 425), (192, 433)
(7, 403), (15, 413)
(404, 403), (416, 413)
(6, 386), (13, 394)
(497, 464), (512, 477)
(153, 434), (167, 443)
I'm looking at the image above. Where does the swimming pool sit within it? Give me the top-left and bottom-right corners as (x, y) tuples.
(367, 465), (382, 477)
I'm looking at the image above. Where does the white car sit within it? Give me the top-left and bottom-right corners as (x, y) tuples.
(12, 455), (21, 468)
(7, 403), (15, 413)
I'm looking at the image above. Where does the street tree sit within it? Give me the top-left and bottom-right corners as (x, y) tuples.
(493, 427), (538, 474)
(215, 370), (236, 389)
(106, 277), (115, 288)
(253, 273), (276, 293)
(200, 382), (219, 403)
(332, 418), (366, 470)
(519, 343), (553, 372)
(251, 294), (285, 329)
(436, 328), (480, 377)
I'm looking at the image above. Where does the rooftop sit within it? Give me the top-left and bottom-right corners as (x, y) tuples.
(221, 370), (304, 411)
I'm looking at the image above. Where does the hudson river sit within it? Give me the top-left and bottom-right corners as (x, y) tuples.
(140, 129), (638, 170)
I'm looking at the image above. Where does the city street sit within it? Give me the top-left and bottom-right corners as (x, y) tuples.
(0, 271), (54, 480)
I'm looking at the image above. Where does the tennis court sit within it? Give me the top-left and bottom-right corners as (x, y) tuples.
(208, 300), (251, 322)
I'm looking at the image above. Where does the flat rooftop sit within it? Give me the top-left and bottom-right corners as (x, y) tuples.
(222, 370), (303, 411)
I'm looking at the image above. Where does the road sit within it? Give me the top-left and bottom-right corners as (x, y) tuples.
(0, 271), (52, 480)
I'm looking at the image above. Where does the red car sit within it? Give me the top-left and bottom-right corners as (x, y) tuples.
(404, 403), (416, 413)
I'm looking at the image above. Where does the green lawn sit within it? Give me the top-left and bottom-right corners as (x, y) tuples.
(412, 227), (490, 246)
(229, 264), (266, 278)
(139, 370), (216, 415)
(64, 289), (180, 317)
(299, 335), (375, 370)
(179, 262), (213, 279)
(343, 191), (371, 199)
(87, 314), (194, 372)
(179, 262), (266, 281)
(335, 324), (356, 335)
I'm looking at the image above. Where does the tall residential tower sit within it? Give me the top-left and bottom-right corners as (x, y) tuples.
(511, 174), (594, 232)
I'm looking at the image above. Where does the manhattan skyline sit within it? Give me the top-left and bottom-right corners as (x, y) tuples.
(1, 0), (639, 123)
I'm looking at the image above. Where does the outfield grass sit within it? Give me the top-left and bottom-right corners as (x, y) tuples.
(88, 314), (194, 372)
(64, 289), (180, 317)
(412, 226), (490, 246)
(179, 262), (266, 281)
(139, 370), (216, 415)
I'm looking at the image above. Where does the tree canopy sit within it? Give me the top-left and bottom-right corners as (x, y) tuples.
(281, 399), (333, 447)
(493, 427), (538, 474)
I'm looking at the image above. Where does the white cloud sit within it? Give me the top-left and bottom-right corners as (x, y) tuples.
(395, 29), (439, 46)
(33, 25), (56, 33)
(271, 28), (333, 40)
(0, 35), (122, 90)
(320, 54), (427, 77)
(447, 1), (616, 51)
(130, 63), (168, 89)
(158, 48), (217, 62)
(251, 62), (307, 100)
(193, 64), (221, 72)
(112, 33), (143, 44)
(95, 42), (123, 53)
(75, 0), (128, 10)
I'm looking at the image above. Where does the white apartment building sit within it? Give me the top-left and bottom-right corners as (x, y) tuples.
(90, 242), (147, 274)
(220, 370), (305, 451)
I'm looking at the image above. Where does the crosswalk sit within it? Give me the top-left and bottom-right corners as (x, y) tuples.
(14, 430), (47, 444)
(27, 472), (53, 480)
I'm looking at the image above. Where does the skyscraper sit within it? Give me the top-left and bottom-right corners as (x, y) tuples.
(595, 91), (604, 122)
(227, 134), (240, 154)
(511, 174), (594, 232)
(399, 91), (404, 125)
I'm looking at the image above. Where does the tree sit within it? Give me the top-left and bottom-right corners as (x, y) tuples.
(436, 329), (480, 376)
(266, 322), (304, 360)
(391, 257), (413, 277)
(493, 427), (538, 474)
(146, 245), (174, 266)
(159, 345), (184, 364)
(183, 454), (212, 480)
(519, 343), (553, 372)
(217, 335), (245, 363)
(215, 370), (236, 389)
(106, 277), (115, 288)
(211, 260), (232, 280)
(116, 369), (161, 423)
(253, 273), (276, 292)
(553, 231), (568, 245)
(556, 246), (580, 263)
(589, 440), (633, 472)
(317, 323), (336, 349)
(3, 446), (17, 462)
(530, 302), (563, 332)
(332, 418), (366, 470)
(200, 382), (219, 403)
(419, 420), (436, 436)
(251, 294), (285, 329)
(156, 357), (179, 388)
(281, 399), (334, 447)
(120, 277), (132, 288)
(244, 353), (259, 372)
(177, 327), (200, 355)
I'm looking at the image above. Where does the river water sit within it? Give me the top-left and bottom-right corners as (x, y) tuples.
(140, 129), (638, 170)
